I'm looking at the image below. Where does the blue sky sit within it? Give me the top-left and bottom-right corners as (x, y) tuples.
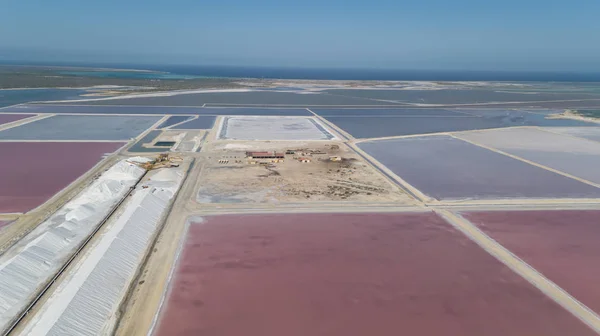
(2, 0), (600, 71)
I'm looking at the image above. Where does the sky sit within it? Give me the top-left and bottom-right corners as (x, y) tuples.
(1, 0), (600, 71)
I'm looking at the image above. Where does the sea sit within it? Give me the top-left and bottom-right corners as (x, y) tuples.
(59, 70), (203, 80)
(2, 62), (600, 108)
(3, 60), (600, 82)
(61, 65), (600, 82)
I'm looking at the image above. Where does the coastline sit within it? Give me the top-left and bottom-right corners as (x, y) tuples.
(4, 63), (600, 83)
(35, 88), (255, 103)
(547, 110), (600, 124)
(0, 63), (160, 73)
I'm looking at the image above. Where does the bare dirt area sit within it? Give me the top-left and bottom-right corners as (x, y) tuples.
(0, 220), (13, 229)
(197, 141), (413, 204)
(172, 130), (206, 152)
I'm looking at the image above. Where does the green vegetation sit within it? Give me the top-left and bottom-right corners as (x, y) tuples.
(0, 65), (242, 90)
(575, 110), (600, 118)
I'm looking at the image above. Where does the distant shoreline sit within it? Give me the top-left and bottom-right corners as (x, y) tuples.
(0, 63), (158, 73)
(0, 87), (97, 91)
(2, 62), (600, 82)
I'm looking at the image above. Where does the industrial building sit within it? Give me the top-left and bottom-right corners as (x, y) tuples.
(246, 151), (285, 159)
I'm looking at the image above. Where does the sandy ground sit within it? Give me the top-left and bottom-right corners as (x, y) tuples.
(197, 160), (410, 204)
(0, 220), (13, 230)
(196, 142), (413, 205)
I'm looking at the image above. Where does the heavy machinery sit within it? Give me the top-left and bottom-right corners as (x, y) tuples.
(135, 154), (182, 170)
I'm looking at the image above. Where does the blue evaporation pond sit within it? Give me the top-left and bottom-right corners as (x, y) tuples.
(325, 116), (501, 138)
(0, 104), (312, 116)
(171, 116), (216, 129)
(46, 91), (399, 107)
(0, 104), (205, 115)
(158, 116), (194, 128)
(200, 108), (312, 116)
(128, 130), (167, 153)
(324, 109), (598, 139)
(312, 108), (465, 116)
(0, 89), (87, 107)
(322, 89), (599, 104)
(457, 128), (600, 185)
(454, 109), (598, 127)
(544, 127), (600, 142)
(358, 135), (600, 200)
(0, 115), (160, 140)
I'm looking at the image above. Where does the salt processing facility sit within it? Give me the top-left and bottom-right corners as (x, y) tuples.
(1, 84), (600, 335)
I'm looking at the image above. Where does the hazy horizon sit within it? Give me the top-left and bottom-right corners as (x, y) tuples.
(4, 56), (600, 74)
(2, 0), (600, 72)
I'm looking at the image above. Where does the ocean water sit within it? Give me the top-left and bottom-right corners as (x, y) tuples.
(109, 64), (600, 82)
(4, 61), (600, 82)
(3, 62), (600, 108)
(60, 70), (205, 80)
(0, 88), (87, 107)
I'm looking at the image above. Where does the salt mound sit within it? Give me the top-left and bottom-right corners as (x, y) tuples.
(104, 161), (145, 181)
(150, 168), (183, 182)
(127, 156), (154, 164)
(65, 204), (96, 222)
(0, 159), (145, 332)
(19, 164), (187, 335)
